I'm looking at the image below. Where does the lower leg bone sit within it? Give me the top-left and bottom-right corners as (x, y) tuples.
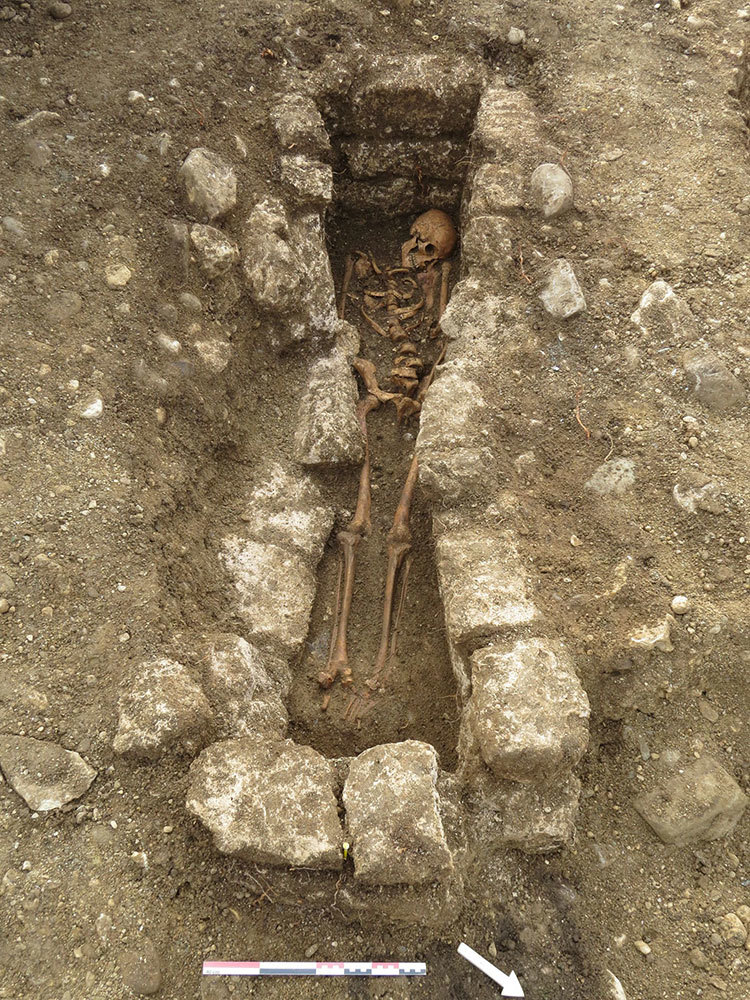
(319, 393), (379, 698)
(367, 452), (419, 688)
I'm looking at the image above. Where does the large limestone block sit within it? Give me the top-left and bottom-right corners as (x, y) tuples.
(438, 279), (507, 362)
(435, 526), (538, 646)
(271, 93), (329, 155)
(460, 215), (514, 278)
(339, 55), (485, 134)
(342, 138), (466, 182)
(473, 83), (542, 163)
(220, 537), (317, 655)
(634, 757), (748, 845)
(241, 201), (336, 346)
(187, 738), (343, 869)
(337, 177), (460, 217)
(202, 634), (288, 739)
(463, 639), (590, 782)
(281, 154), (333, 207)
(178, 148), (237, 221)
(0, 736), (96, 812)
(501, 775), (582, 853)
(239, 463), (335, 564)
(113, 658), (213, 761)
(469, 162), (525, 215)
(294, 353), (364, 467)
(416, 361), (494, 502)
(343, 741), (454, 886)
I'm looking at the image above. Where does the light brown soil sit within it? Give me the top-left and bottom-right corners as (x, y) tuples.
(0, 2), (748, 999)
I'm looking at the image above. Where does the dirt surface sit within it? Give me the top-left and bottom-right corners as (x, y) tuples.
(0, 2), (748, 999)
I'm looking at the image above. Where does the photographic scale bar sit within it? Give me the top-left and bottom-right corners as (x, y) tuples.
(203, 961), (426, 977)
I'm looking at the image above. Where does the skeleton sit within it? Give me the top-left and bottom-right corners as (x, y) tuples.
(320, 209), (456, 712)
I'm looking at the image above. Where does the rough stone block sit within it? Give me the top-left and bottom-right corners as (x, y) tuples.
(220, 537), (317, 655)
(189, 224), (239, 278)
(294, 353), (364, 467)
(469, 163), (525, 215)
(337, 177), (460, 217)
(243, 226), (302, 314)
(343, 741), (454, 886)
(240, 463), (334, 564)
(0, 736), (96, 812)
(462, 639), (590, 782)
(630, 280), (699, 341)
(416, 361), (495, 502)
(338, 55), (485, 134)
(113, 658), (213, 760)
(460, 215), (514, 277)
(179, 148), (237, 221)
(529, 163), (574, 218)
(281, 154), (333, 207)
(187, 738), (343, 869)
(241, 202), (336, 345)
(473, 83), (542, 163)
(540, 259), (586, 319)
(202, 634), (288, 739)
(634, 757), (748, 845)
(438, 279), (508, 362)
(500, 775), (582, 853)
(435, 525), (538, 647)
(342, 138), (467, 182)
(270, 93), (329, 156)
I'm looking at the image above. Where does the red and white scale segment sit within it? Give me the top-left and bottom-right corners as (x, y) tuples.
(203, 960), (426, 977)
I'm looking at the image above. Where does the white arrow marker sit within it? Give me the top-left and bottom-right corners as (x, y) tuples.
(457, 942), (524, 997)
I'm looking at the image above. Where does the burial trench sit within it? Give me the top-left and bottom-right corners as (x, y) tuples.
(285, 97), (474, 765)
(114, 54), (592, 929)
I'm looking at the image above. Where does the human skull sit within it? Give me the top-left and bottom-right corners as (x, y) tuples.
(401, 209), (457, 269)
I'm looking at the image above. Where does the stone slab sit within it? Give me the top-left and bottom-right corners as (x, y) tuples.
(294, 353), (364, 467)
(220, 537), (317, 655)
(634, 757), (748, 845)
(343, 741), (453, 886)
(435, 525), (538, 647)
(113, 658), (213, 761)
(240, 463), (335, 564)
(0, 736), (96, 812)
(463, 639), (590, 782)
(187, 738), (343, 869)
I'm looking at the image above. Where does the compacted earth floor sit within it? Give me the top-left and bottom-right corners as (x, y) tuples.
(0, 2), (748, 999)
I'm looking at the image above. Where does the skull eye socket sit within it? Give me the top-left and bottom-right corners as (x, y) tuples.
(423, 243), (436, 255)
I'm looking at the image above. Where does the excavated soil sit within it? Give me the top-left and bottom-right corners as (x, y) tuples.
(0, 2), (748, 1000)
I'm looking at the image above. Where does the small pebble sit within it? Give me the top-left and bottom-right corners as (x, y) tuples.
(735, 905), (750, 926)
(689, 947), (708, 969)
(48, 1), (72, 19)
(105, 264), (132, 288)
(671, 595), (690, 614)
(0, 599), (9, 614)
(634, 940), (651, 955)
(698, 699), (719, 723)
(304, 944), (319, 958)
(507, 26), (525, 44)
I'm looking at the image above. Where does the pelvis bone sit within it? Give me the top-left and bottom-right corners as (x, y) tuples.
(401, 209), (457, 269)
